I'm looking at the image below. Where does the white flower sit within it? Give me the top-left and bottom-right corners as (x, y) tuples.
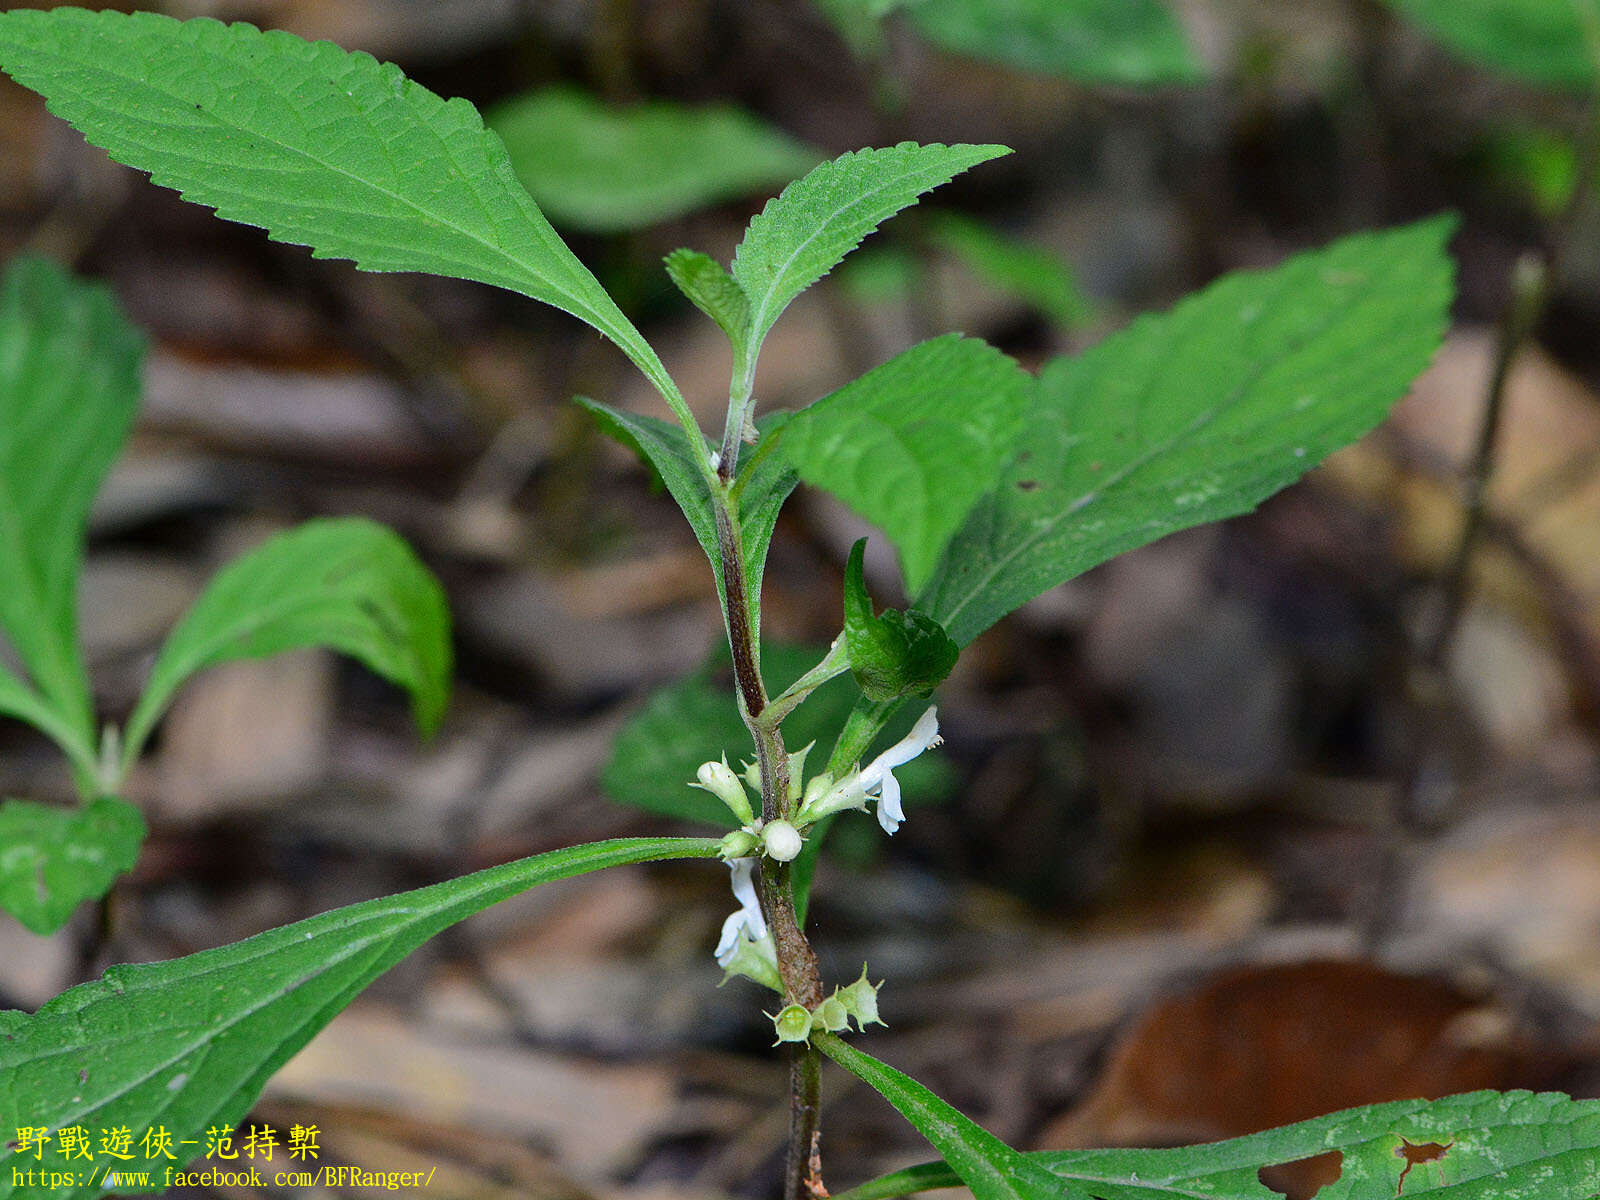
(714, 856), (768, 962)
(714, 857), (782, 990)
(797, 706), (942, 835)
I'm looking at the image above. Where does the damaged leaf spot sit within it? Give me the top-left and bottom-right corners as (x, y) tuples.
(1257, 1150), (1343, 1199)
(1396, 1139), (1451, 1192)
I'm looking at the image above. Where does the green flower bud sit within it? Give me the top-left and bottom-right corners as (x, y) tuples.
(693, 757), (754, 825)
(771, 1003), (814, 1045)
(762, 819), (803, 863)
(742, 757), (762, 793)
(812, 994), (850, 1033)
(797, 771), (836, 823)
(836, 965), (885, 1030)
(719, 828), (761, 860)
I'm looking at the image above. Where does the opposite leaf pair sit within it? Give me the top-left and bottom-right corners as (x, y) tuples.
(0, 256), (451, 934)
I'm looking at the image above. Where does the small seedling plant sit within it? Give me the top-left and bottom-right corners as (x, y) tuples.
(0, 9), (1597, 1200)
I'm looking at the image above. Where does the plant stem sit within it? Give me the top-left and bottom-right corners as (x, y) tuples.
(712, 480), (827, 1199)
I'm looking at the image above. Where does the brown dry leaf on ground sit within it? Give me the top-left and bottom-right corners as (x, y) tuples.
(1041, 960), (1567, 1197)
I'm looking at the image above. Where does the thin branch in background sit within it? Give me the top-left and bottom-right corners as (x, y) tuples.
(1363, 252), (1548, 949)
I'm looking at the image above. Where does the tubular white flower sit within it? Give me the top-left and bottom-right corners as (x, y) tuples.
(859, 706), (940, 834)
(797, 706), (941, 834)
(714, 856), (768, 963)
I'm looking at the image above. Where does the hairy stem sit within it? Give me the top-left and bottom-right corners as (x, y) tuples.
(713, 481), (827, 1199)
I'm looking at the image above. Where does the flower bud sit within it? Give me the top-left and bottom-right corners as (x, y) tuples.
(812, 994), (850, 1033)
(742, 758), (762, 793)
(694, 757), (754, 825)
(762, 819), (803, 862)
(718, 829), (760, 860)
(836, 965), (884, 1030)
(771, 1003), (814, 1045)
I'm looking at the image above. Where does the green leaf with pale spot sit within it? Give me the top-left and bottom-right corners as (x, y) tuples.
(488, 86), (818, 233)
(0, 256), (144, 763)
(842, 540), (957, 701)
(1383, 0), (1600, 91)
(830, 1090), (1600, 1200)
(124, 517), (452, 764)
(920, 216), (1458, 647)
(814, 1033), (1083, 1200)
(0, 797), (145, 935)
(903, 0), (1203, 87)
(0, 8), (691, 419)
(731, 142), (1009, 367)
(782, 333), (1032, 593)
(0, 836), (721, 1200)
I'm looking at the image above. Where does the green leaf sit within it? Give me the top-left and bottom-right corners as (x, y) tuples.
(921, 216), (1458, 647)
(123, 518), (452, 765)
(0, 797), (145, 935)
(930, 213), (1096, 328)
(1383, 0), (1600, 91)
(665, 248), (753, 359)
(0, 836), (720, 1200)
(842, 540), (957, 701)
(830, 1090), (1600, 1200)
(782, 333), (1032, 593)
(487, 86), (818, 233)
(0, 256), (144, 755)
(903, 0), (1204, 87)
(578, 400), (797, 632)
(0, 9), (693, 422)
(0, 666), (96, 782)
(731, 142), (1009, 366)
(1475, 123), (1582, 219)
(812, 1033), (1080, 1200)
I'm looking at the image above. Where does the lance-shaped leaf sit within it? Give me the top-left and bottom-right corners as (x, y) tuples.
(578, 400), (797, 632)
(122, 518), (451, 766)
(920, 216), (1457, 647)
(830, 1089), (1600, 1200)
(842, 540), (957, 701)
(782, 333), (1032, 592)
(1383, 0), (1600, 91)
(0, 836), (722, 1200)
(488, 86), (817, 233)
(731, 143), (1009, 366)
(0, 797), (145, 936)
(813, 1033), (1084, 1200)
(902, 0), (1203, 87)
(665, 248), (753, 370)
(0, 256), (144, 754)
(0, 8), (691, 422)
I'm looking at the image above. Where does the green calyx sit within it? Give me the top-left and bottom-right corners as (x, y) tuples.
(771, 1003), (814, 1044)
